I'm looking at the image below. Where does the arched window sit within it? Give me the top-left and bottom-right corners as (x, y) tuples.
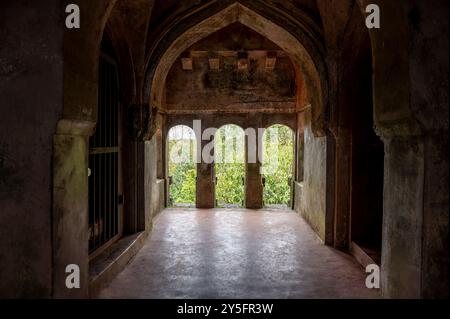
(167, 125), (197, 207)
(214, 124), (246, 208)
(261, 124), (294, 208)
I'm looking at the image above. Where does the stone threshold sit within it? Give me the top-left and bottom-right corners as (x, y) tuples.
(349, 241), (380, 268)
(89, 231), (148, 298)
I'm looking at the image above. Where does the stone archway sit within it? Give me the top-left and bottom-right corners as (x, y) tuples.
(143, 1), (329, 212)
(144, 2), (328, 137)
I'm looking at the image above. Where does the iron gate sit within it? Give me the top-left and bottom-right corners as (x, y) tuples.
(88, 54), (122, 255)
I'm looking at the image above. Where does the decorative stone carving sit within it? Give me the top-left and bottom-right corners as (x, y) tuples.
(143, 106), (160, 141)
(125, 104), (150, 140)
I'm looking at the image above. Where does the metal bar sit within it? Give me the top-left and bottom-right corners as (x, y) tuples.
(94, 154), (98, 251)
(88, 54), (122, 255)
(106, 64), (110, 242)
(98, 154), (103, 250)
(113, 152), (117, 235)
(113, 63), (117, 238)
(113, 82), (118, 236)
(108, 62), (113, 241)
(103, 63), (108, 245)
(89, 147), (119, 155)
(113, 67), (118, 237)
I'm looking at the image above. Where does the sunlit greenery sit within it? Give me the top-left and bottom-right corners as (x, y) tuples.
(167, 126), (197, 207)
(167, 124), (294, 208)
(168, 160), (196, 206)
(262, 125), (294, 207)
(215, 125), (245, 207)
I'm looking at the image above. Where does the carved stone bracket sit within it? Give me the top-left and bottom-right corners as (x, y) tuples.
(125, 104), (150, 141)
(143, 106), (160, 141)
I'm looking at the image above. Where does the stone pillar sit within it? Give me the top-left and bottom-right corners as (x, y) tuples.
(376, 125), (448, 299)
(52, 120), (94, 298)
(246, 163), (263, 209)
(380, 133), (424, 298)
(196, 131), (215, 208)
(245, 128), (263, 209)
(421, 132), (448, 298)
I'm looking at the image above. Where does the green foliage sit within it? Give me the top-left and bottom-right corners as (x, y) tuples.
(216, 163), (245, 207)
(167, 124), (294, 208)
(168, 137), (196, 206)
(215, 125), (245, 207)
(262, 125), (294, 206)
(169, 162), (196, 205)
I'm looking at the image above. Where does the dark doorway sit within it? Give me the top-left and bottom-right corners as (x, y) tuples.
(350, 34), (384, 266)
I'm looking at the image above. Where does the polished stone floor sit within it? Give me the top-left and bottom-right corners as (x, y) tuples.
(99, 208), (379, 299)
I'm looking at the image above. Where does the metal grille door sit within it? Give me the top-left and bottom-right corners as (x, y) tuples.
(88, 55), (122, 255)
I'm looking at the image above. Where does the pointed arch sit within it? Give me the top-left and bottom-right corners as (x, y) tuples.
(144, 2), (328, 137)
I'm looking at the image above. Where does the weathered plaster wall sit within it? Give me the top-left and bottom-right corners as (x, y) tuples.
(145, 137), (165, 227)
(0, 1), (63, 298)
(52, 133), (90, 298)
(379, 0), (449, 299)
(295, 109), (327, 240)
(406, 0), (448, 299)
(165, 24), (296, 112)
(166, 55), (296, 112)
(381, 136), (424, 298)
(146, 2), (327, 137)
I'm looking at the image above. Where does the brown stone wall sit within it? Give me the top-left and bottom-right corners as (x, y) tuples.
(0, 0), (63, 298)
(166, 55), (296, 112)
(165, 24), (296, 113)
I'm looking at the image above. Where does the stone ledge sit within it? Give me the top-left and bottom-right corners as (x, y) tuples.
(89, 231), (149, 298)
(349, 241), (379, 269)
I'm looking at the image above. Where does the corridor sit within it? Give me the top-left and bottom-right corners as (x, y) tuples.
(99, 209), (379, 299)
(1, 0), (447, 300)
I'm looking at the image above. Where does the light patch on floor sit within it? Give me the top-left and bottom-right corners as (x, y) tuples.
(98, 208), (380, 299)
